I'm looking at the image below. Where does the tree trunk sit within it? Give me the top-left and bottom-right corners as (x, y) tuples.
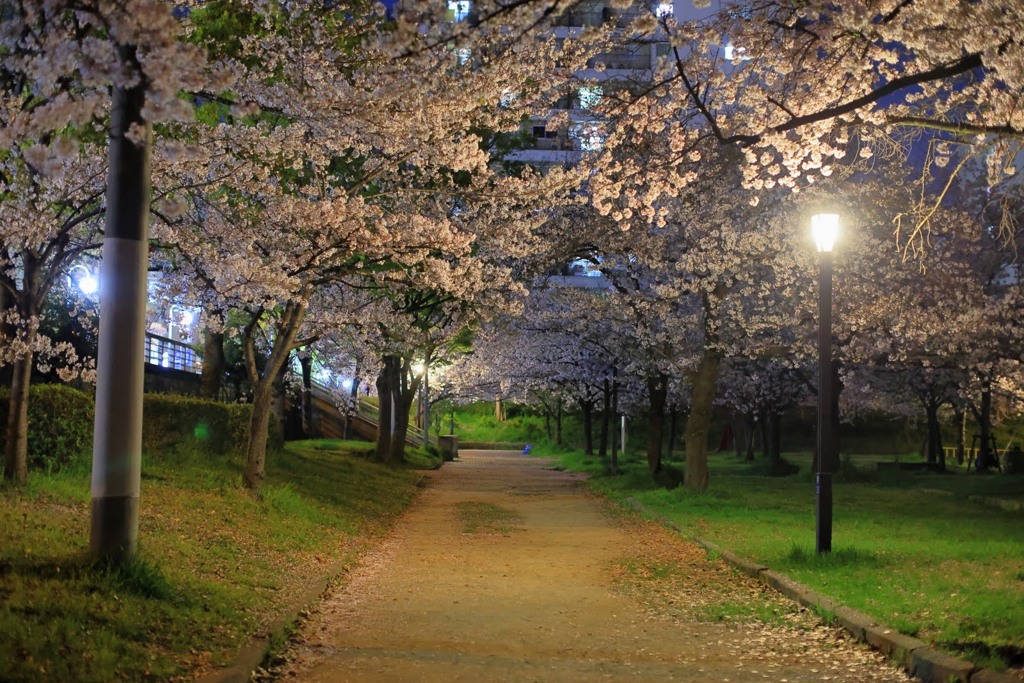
(241, 300), (307, 489)
(375, 357), (396, 462)
(975, 379), (995, 471)
(555, 399), (563, 446)
(388, 356), (419, 463)
(684, 347), (722, 491)
(954, 405), (966, 465)
(743, 413), (756, 461)
(767, 412), (782, 472)
(3, 349), (33, 484)
(599, 377), (611, 458)
(299, 353), (313, 438)
(543, 408), (552, 440)
(610, 371), (619, 476)
(580, 398), (594, 456)
(646, 373), (667, 476)
(924, 396), (943, 467)
(271, 359), (287, 441)
(495, 397), (504, 421)
(421, 366), (430, 447)
(668, 405), (680, 459)
(759, 411), (770, 459)
(4, 258), (42, 485)
(243, 381), (275, 489)
(0, 287), (14, 388)
(200, 323), (225, 400)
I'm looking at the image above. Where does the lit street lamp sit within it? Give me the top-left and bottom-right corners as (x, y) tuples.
(69, 263), (99, 296)
(812, 211), (839, 555)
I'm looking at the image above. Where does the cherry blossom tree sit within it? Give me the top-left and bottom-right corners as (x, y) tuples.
(0, 138), (105, 484)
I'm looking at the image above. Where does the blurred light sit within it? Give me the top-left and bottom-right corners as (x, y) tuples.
(78, 273), (99, 295)
(69, 264), (99, 295)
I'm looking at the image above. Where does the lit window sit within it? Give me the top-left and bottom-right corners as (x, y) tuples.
(447, 0), (471, 22)
(655, 2), (673, 17)
(578, 85), (603, 110)
(570, 122), (605, 151)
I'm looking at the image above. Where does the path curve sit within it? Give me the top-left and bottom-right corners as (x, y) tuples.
(274, 451), (911, 682)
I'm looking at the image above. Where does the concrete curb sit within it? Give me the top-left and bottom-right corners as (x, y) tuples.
(622, 497), (1015, 683)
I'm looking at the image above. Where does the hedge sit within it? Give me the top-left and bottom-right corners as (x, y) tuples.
(0, 384), (94, 473)
(141, 393), (283, 458)
(1, 385), (282, 474)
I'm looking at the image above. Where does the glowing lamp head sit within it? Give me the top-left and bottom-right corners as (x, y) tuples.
(811, 213), (840, 253)
(69, 264), (98, 295)
(78, 273), (99, 295)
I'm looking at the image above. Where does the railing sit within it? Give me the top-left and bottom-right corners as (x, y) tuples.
(941, 447), (1010, 469)
(355, 398), (424, 443)
(144, 333), (201, 374)
(551, 7), (646, 28)
(529, 136), (579, 151)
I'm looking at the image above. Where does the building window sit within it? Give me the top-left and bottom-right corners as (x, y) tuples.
(447, 0), (471, 22)
(570, 122), (605, 151)
(578, 85), (603, 110)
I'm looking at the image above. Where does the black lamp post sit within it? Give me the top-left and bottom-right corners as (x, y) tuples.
(812, 212), (839, 555)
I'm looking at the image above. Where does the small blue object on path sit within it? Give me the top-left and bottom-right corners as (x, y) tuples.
(522, 444), (532, 454)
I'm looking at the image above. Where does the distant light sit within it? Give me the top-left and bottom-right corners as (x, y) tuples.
(341, 378), (353, 390)
(655, 2), (673, 17)
(812, 213), (840, 253)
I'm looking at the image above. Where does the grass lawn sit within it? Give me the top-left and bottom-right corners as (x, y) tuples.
(0, 439), (433, 682)
(548, 448), (1024, 671)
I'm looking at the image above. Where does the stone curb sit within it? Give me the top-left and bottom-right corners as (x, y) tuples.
(703, 539), (1013, 683)
(621, 497), (1012, 683)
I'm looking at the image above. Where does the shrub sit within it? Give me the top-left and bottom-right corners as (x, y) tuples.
(0, 387), (285, 473)
(142, 395), (282, 458)
(0, 384), (95, 473)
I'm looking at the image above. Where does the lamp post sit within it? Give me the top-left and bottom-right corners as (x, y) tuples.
(812, 212), (839, 555)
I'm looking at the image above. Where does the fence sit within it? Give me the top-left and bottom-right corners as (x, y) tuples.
(144, 333), (201, 374)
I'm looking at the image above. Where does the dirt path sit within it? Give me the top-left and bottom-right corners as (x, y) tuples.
(273, 451), (912, 682)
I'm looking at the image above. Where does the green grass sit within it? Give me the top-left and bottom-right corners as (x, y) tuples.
(549, 447), (1024, 670)
(449, 404), (557, 449)
(0, 439), (429, 682)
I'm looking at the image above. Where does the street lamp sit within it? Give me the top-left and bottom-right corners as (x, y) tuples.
(69, 263), (99, 296)
(812, 211), (839, 555)
(411, 361), (430, 447)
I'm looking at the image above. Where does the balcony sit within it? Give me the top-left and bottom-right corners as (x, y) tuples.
(551, 6), (647, 29)
(145, 333), (201, 374)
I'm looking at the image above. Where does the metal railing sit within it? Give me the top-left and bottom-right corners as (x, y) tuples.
(144, 333), (201, 374)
